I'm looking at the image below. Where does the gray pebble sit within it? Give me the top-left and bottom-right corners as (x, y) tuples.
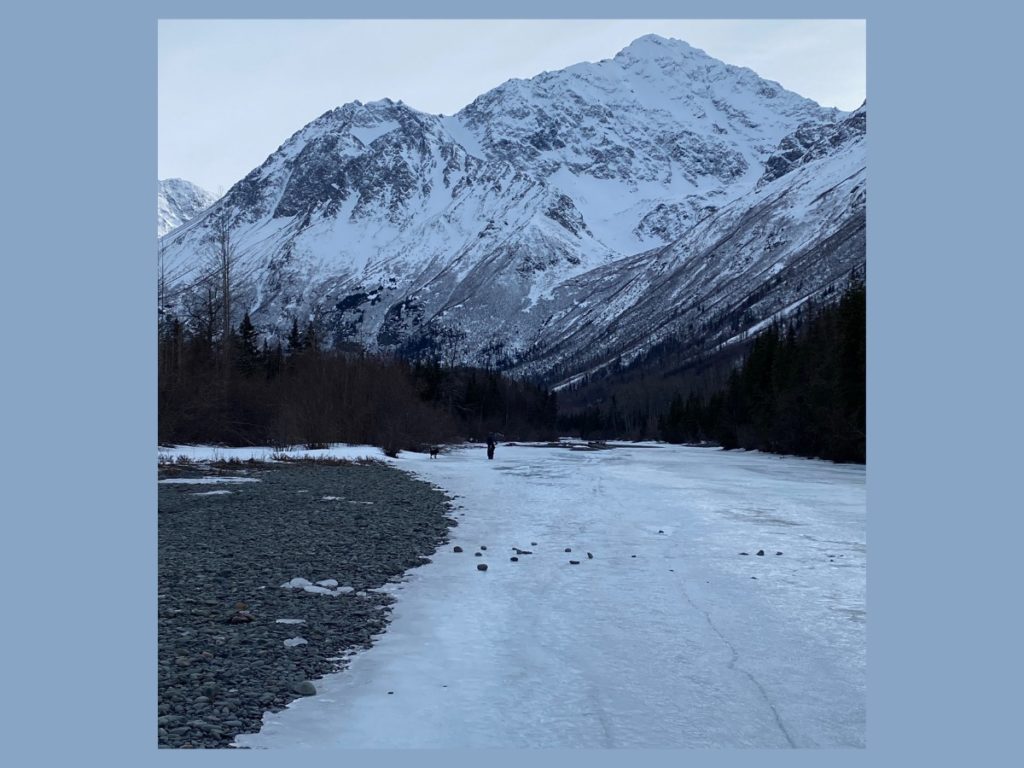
(158, 461), (453, 747)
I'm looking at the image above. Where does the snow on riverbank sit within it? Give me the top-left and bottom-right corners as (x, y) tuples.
(158, 443), (386, 463)
(227, 442), (865, 748)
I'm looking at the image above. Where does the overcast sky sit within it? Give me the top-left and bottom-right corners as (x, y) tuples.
(159, 19), (865, 196)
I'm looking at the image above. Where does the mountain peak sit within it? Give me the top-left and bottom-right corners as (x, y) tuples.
(365, 97), (398, 108)
(615, 33), (704, 58)
(611, 34), (760, 83)
(158, 178), (216, 236)
(159, 177), (207, 193)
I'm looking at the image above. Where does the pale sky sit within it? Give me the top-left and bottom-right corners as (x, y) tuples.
(158, 19), (866, 197)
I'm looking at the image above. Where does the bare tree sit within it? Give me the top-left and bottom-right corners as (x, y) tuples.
(157, 239), (167, 314)
(205, 211), (236, 374)
(435, 323), (467, 369)
(181, 274), (221, 352)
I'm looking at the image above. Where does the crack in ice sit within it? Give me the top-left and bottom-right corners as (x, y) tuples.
(679, 580), (797, 748)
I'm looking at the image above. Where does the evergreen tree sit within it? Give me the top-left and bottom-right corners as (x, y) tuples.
(654, 281), (864, 462)
(264, 341), (283, 380)
(235, 312), (260, 375)
(301, 321), (319, 354)
(286, 318), (304, 355)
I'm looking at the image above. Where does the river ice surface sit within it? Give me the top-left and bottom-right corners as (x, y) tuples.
(231, 442), (865, 748)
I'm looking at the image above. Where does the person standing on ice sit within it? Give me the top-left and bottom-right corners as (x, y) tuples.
(486, 432), (497, 460)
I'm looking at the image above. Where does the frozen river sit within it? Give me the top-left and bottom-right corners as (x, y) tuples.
(233, 442), (866, 748)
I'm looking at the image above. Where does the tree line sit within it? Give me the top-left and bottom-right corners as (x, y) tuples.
(158, 312), (558, 454)
(160, 280), (863, 462)
(159, 213), (556, 453)
(657, 279), (864, 462)
(160, 211), (862, 462)
(559, 279), (865, 463)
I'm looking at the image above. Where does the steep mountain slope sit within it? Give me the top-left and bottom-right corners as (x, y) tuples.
(456, 35), (836, 250)
(158, 178), (217, 236)
(158, 35), (863, 383)
(515, 104), (866, 383)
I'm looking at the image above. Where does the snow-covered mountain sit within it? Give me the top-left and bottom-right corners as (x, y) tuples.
(159, 35), (864, 382)
(517, 104), (866, 384)
(158, 178), (216, 236)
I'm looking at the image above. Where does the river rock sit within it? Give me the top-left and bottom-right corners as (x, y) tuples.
(290, 681), (317, 696)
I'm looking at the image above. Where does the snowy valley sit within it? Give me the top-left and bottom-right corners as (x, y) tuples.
(156, 30), (867, 751)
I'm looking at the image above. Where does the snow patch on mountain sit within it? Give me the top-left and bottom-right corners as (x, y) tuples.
(158, 178), (217, 236)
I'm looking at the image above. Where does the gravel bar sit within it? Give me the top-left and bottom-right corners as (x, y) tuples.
(157, 459), (455, 749)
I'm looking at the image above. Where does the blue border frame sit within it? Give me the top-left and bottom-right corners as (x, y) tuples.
(11, 0), (1016, 764)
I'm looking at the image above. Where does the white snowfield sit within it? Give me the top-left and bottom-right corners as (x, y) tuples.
(230, 442), (865, 749)
(157, 443), (386, 463)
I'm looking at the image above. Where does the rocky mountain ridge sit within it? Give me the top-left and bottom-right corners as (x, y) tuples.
(158, 35), (865, 384)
